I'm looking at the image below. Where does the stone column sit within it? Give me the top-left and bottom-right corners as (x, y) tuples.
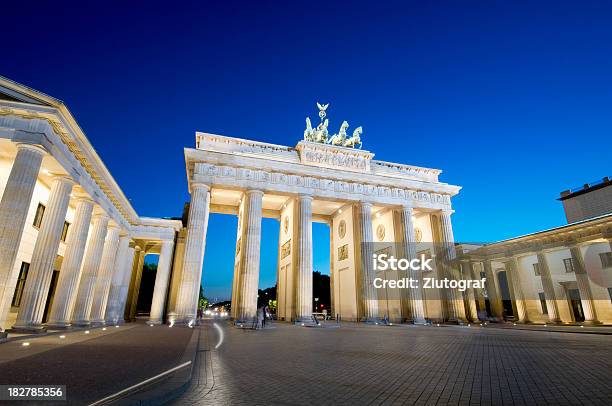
(72, 214), (110, 326)
(127, 249), (145, 321)
(46, 196), (94, 328)
(358, 202), (378, 322)
(236, 190), (264, 323)
(113, 243), (136, 323)
(103, 234), (130, 324)
(0, 143), (46, 329)
(437, 211), (466, 323)
(483, 260), (504, 319)
(394, 206), (426, 323)
(460, 260), (478, 322)
(173, 183), (210, 323)
(536, 252), (561, 323)
(503, 257), (529, 323)
(13, 175), (74, 332)
(569, 245), (599, 324)
(148, 240), (175, 324)
(90, 225), (121, 324)
(470, 262), (486, 317)
(294, 195), (313, 323)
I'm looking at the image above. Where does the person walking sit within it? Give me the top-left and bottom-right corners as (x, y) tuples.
(257, 306), (264, 329)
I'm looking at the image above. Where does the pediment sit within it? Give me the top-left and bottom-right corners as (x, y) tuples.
(0, 76), (57, 107)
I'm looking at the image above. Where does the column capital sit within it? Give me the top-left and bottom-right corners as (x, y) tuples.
(400, 204), (414, 213)
(191, 182), (210, 192)
(297, 194), (313, 202)
(50, 174), (76, 186)
(92, 211), (110, 221)
(72, 194), (95, 205)
(107, 222), (121, 231)
(245, 189), (264, 197)
(440, 209), (454, 216)
(15, 142), (47, 155)
(359, 201), (373, 208)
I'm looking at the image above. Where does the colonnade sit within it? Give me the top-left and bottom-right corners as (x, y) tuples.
(460, 238), (610, 325)
(170, 182), (472, 325)
(0, 141), (177, 333)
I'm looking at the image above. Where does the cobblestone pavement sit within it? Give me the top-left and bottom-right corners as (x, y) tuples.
(0, 322), (193, 405)
(175, 321), (612, 406)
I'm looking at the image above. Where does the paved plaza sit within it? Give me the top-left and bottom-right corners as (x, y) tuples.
(0, 321), (611, 405)
(0, 324), (193, 405)
(176, 320), (612, 406)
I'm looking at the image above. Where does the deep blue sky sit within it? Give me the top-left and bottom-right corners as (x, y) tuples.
(2, 1), (610, 299)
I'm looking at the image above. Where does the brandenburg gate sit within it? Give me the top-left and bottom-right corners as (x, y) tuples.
(171, 105), (462, 325)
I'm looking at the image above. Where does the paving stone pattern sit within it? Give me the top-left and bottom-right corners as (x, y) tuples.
(176, 321), (612, 405)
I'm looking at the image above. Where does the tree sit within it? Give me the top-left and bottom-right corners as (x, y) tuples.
(312, 271), (330, 311)
(198, 285), (208, 309)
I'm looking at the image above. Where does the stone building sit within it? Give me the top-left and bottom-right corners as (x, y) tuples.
(461, 180), (612, 325)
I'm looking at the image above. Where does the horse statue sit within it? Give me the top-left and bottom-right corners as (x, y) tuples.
(327, 120), (349, 146)
(343, 126), (362, 149)
(304, 117), (315, 141)
(313, 118), (329, 143)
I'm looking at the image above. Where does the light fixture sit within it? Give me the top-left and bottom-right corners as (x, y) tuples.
(115, 325), (120, 328)
(22, 342), (30, 347)
(59, 335), (66, 339)
(84, 330), (90, 334)
(102, 327), (107, 331)
(338, 209), (342, 214)
(42, 169), (50, 175)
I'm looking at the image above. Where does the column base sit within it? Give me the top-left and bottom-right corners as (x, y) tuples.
(411, 317), (427, 325)
(71, 320), (92, 327)
(546, 319), (565, 325)
(44, 322), (72, 329)
(10, 324), (47, 334)
(446, 318), (467, 325)
(147, 319), (163, 326)
(0, 331), (7, 343)
(90, 320), (107, 327)
(294, 316), (319, 327)
(361, 317), (382, 325)
(234, 318), (257, 328)
(581, 320), (602, 326)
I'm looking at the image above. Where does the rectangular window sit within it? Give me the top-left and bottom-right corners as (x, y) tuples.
(60, 221), (70, 242)
(32, 203), (45, 228)
(533, 263), (541, 276)
(563, 258), (575, 273)
(11, 262), (30, 307)
(600, 252), (612, 268)
(538, 292), (548, 314)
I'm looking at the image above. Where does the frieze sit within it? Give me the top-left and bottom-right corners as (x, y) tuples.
(194, 163), (453, 209)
